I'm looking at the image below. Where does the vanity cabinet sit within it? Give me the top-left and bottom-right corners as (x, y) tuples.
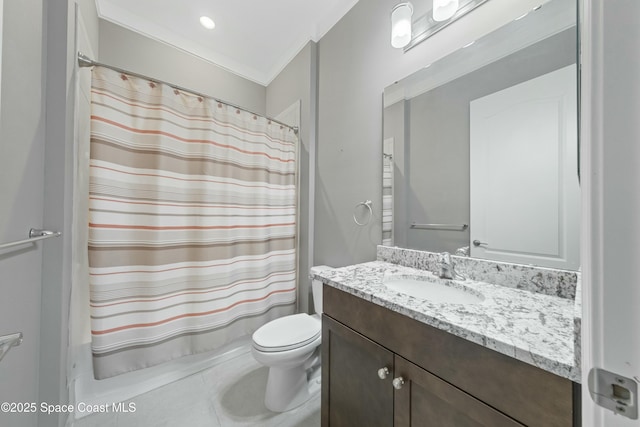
(323, 316), (523, 427)
(321, 285), (580, 427)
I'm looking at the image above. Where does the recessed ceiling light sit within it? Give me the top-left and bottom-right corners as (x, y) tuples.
(462, 40), (476, 48)
(200, 16), (215, 30)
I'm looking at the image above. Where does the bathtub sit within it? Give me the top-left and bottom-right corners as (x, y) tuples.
(67, 336), (251, 421)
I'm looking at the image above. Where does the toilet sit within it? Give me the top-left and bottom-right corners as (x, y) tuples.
(251, 266), (331, 412)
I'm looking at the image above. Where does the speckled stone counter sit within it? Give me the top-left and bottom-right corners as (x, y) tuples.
(312, 253), (581, 383)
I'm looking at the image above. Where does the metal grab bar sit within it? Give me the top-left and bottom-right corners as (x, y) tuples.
(410, 223), (468, 231)
(0, 332), (23, 363)
(0, 229), (61, 250)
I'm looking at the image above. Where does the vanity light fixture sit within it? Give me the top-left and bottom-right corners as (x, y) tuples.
(199, 16), (216, 30)
(391, 2), (414, 49)
(433, 0), (459, 22)
(399, 0), (487, 52)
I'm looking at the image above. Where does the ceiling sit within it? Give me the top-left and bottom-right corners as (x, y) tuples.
(95, 0), (360, 86)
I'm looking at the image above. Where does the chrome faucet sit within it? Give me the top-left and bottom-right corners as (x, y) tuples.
(437, 252), (457, 279)
(454, 245), (470, 257)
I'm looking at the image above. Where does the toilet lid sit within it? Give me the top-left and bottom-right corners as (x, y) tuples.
(252, 313), (321, 352)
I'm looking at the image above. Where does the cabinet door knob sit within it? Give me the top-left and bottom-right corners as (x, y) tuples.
(392, 377), (405, 390)
(377, 367), (390, 380)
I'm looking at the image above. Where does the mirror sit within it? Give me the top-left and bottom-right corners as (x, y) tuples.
(383, 0), (579, 270)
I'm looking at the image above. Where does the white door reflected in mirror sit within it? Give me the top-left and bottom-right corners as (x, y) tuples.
(470, 64), (579, 270)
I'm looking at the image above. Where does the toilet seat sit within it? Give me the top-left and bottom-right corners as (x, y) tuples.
(252, 313), (321, 353)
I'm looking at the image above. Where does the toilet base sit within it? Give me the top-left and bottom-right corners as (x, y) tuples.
(264, 359), (321, 412)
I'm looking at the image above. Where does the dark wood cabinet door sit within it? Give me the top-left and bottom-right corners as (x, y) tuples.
(394, 356), (525, 427)
(322, 315), (394, 427)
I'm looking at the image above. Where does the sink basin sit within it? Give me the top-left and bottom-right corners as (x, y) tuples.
(382, 273), (485, 305)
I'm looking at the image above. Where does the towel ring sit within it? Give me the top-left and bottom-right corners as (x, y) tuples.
(353, 200), (373, 226)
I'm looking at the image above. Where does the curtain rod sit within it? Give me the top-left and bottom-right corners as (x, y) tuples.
(77, 52), (299, 135)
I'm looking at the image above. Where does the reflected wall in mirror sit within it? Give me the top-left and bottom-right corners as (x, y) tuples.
(0, 0), (4, 121)
(383, 0), (579, 270)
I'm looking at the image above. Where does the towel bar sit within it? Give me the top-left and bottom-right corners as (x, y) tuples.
(410, 223), (468, 231)
(0, 229), (61, 250)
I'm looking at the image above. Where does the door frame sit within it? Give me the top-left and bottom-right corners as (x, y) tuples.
(580, 0), (640, 425)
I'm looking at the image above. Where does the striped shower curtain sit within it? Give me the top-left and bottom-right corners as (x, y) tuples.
(88, 66), (298, 379)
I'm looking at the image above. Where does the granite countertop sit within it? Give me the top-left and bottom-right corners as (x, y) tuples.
(312, 260), (581, 383)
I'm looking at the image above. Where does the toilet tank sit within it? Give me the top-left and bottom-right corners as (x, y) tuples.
(309, 265), (332, 314)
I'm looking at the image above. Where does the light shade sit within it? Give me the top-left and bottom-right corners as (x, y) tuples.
(391, 2), (414, 49)
(433, 0), (459, 22)
(199, 16), (216, 30)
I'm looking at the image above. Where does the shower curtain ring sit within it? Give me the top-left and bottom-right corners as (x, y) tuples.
(353, 200), (373, 226)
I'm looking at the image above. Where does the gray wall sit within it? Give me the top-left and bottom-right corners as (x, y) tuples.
(0, 1), (99, 425)
(316, 0), (398, 267)
(77, 0), (99, 57)
(0, 0), (46, 425)
(99, 20), (266, 114)
(314, 0), (512, 267)
(38, 2), (88, 426)
(396, 28), (576, 253)
(39, 2), (100, 427)
(266, 42), (318, 313)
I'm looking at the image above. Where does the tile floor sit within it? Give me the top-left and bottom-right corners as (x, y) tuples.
(71, 348), (320, 427)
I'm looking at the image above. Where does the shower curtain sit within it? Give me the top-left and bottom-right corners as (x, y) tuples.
(87, 66), (298, 379)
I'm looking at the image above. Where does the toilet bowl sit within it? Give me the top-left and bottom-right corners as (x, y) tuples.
(251, 266), (331, 412)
